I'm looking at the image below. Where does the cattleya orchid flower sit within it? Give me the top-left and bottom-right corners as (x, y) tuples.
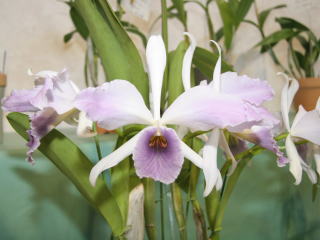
(75, 35), (268, 190)
(279, 73), (320, 184)
(1, 69), (94, 164)
(181, 33), (281, 195)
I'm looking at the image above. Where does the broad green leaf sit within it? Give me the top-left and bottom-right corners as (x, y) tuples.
(110, 136), (130, 224)
(167, 40), (189, 105)
(216, 0), (235, 50)
(255, 29), (300, 53)
(7, 112), (125, 236)
(74, 0), (149, 103)
(258, 4), (286, 30)
(193, 47), (233, 79)
(276, 17), (309, 31)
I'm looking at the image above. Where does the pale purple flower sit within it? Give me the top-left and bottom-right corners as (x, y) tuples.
(75, 35), (267, 189)
(1, 69), (94, 163)
(180, 34), (279, 196)
(279, 73), (320, 184)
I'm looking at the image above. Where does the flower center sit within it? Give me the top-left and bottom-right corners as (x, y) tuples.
(149, 135), (168, 149)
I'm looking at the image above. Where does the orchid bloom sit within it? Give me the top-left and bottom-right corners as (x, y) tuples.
(279, 73), (320, 184)
(1, 69), (94, 164)
(75, 35), (267, 189)
(181, 33), (281, 196)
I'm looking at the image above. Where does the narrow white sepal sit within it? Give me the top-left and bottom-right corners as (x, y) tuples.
(209, 40), (222, 92)
(286, 135), (303, 185)
(278, 73), (299, 131)
(180, 140), (203, 169)
(146, 35), (166, 120)
(77, 111), (96, 138)
(182, 32), (197, 91)
(89, 131), (142, 186)
(220, 131), (237, 176)
(203, 129), (221, 197)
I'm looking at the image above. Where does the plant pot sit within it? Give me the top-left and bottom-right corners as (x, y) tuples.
(293, 78), (320, 111)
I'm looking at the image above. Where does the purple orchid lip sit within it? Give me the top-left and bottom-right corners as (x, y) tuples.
(133, 126), (184, 184)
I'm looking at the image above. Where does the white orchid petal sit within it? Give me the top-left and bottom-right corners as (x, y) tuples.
(278, 73), (299, 130)
(180, 140), (203, 168)
(220, 131), (237, 176)
(203, 129), (221, 197)
(286, 135), (303, 185)
(316, 97), (320, 109)
(182, 32), (196, 91)
(146, 35), (166, 120)
(301, 160), (317, 184)
(291, 106), (320, 145)
(77, 111), (96, 138)
(208, 40), (222, 92)
(89, 131), (142, 186)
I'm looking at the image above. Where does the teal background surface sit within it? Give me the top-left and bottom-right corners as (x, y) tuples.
(1, 132), (320, 239)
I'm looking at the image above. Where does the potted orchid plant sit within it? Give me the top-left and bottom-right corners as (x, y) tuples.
(248, 3), (320, 111)
(2, 0), (320, 239)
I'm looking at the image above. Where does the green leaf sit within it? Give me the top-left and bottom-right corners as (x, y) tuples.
(69, 5), (89, 40)
(193, 47), (233, 79)
(216, 0), (234, 50)
(74, 0), (149, 104)
(7, 112), (125, 236)
(172, 0), (187, 27)
(258, 4), (286, 30)
(63, 30), (76, 43)
(234, 0), (254, 28)
(276, 17), (309, 31)
(255, 29), (300, 52)
(167, 40), (189, 105)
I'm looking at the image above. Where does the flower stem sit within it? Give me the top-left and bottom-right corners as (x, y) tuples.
(171, 183), (187, 240)
(160, 183), (165, 240)
(93, 123), (102, 160)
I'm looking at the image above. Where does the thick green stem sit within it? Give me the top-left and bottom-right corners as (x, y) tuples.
(205, 7), (215, 41)
(160, 183), (165, 240)
(171, 183), (187, 240)
(143, 178), (156, 240)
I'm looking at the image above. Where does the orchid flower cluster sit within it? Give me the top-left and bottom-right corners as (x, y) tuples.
(2, 34), (320, 199)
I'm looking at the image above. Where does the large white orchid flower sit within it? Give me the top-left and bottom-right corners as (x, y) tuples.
(75, 35), (266, 190)
(279, 73), (320, 184)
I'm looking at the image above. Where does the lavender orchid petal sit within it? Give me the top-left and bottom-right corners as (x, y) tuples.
(182, 33), (196, 91)
(146, 35), (166, 120)
(89, 131), (143, 186)
(47, 69), (79, 114)
(236, 126), (288, 166)
(219, 72), (274, 105)
(26, 108), (58, 164)
(161, 85), (264, 130)
(2, 78), (53, 112)
(291, 106), (320, 145)
(203, 129), (222, 197)
(75, 80), (153, 130)
(133, 127), (184, 184)
(286, 135), (303, 185)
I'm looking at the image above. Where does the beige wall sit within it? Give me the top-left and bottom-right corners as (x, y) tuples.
(1, 0), (319, 132)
